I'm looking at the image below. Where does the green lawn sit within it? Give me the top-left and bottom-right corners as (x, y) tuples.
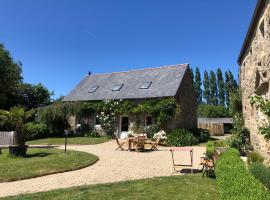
(0, 148), (98, 182)
(2, 175), (219, 200)
(27, 137), (111, 145)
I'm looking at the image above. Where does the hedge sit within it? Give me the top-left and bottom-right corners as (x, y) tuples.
(188, 128), (210, 143)
(216, 148), (270, 200)
(206, 141), (215, 159)
(167, 128), (198, 146)
(24, 122), (50, 141)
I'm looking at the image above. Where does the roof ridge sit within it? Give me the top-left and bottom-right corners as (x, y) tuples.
(87, 63), (188, 77)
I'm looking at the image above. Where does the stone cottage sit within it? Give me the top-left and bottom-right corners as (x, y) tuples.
(63, 64), (197, 138)
(238, 0), (270, 161)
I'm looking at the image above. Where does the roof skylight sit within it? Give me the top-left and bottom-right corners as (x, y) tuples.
(140, 81), (152, 89)
(112, 84), (123, 91)
(88, 86), (99, 93)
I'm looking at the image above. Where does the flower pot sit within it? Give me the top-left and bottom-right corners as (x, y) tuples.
(9, 145), (28, 157)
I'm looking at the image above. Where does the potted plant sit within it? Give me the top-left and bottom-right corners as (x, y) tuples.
(0, 106), (35, 157)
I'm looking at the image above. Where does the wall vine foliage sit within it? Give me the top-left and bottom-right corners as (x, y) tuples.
(250, 95), (270, 140)
(38, 98), (181, 135)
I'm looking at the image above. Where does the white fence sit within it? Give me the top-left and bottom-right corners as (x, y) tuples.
(0, 131), (14, 146)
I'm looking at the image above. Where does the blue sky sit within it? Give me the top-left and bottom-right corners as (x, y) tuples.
(0, 0), (257, 99)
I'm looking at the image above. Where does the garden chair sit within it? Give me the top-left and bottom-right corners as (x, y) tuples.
(134, 136), (145, 152)
(145, 134), (161, 150)
(114, 134), (127, 151)
(200, 156), (215, 177)
(201, 149), (221, 177)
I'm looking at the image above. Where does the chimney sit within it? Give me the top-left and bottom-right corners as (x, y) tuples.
(88, 71), (92, 76)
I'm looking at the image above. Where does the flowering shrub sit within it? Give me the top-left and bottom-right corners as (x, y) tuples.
(153, 130), (167, 140)
(97, 99), (121, 135)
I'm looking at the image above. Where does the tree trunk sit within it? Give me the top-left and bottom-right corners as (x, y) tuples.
(9, 122), (27, 157)
(14, 122), (25, 146)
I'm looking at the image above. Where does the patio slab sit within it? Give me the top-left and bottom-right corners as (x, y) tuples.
(0, 141), (205, 198)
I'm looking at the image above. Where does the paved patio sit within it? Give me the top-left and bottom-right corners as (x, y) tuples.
(0, 141), (206, 198)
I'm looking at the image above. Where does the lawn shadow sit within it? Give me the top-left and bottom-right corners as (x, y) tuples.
(26, 152), (53, 158)
(28, 145), (60, 149)
(173, 169), (202, 174)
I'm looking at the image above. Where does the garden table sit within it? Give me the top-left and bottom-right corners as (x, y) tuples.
(128, 136), (146, 151)
(128, 137), (137, 150)
(170, 147), (194, 173)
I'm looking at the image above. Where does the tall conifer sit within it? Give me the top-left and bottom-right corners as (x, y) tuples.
(194, 67), (202, 104)
(210, 70), (218, 105)
(203, 71), (210, 104)
(217, 68), (225, 106)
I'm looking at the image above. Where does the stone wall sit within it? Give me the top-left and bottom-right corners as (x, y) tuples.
(171, 66), (197, 130)
(240, 0), (270, 162)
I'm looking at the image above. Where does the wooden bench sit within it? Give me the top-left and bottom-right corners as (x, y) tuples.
(0, 131), (14, 153)
(201, 147), (229, 177)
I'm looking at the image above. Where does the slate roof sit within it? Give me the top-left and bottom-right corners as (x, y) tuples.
(63, 64), (188, 101)
(198, 118), (233, 124)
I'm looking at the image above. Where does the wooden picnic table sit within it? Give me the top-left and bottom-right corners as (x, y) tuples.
(128, 136), (147, 151)
(170, 147), (194, 173)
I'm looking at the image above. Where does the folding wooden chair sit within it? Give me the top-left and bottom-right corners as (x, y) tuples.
(145, 134), (161, 150)
(114, 134), (127, 151)
(200, 156), (215, 177)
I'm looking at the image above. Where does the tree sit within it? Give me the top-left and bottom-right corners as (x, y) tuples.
(198, 104), (229, 118)
(229, 90), (242, 116)
(194, 67), (202, 104)
(209, 70), (218, 105)
(203, 71), (210, 104)
(228, 70), (238, 92)
(16, 83), (52, 109)
(225, 70), (238, 107)
(217, 68), (225, 106)
(0, 107), (35, 156)
(188, 67), (194, 85)
(0, 44), (22, 109)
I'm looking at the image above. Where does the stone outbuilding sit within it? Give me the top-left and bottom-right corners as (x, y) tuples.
(238, 0), (270, 161)
(63, 64), (197, 138)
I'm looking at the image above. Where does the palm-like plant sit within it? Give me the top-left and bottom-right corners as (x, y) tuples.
(0, 106), (35, 146)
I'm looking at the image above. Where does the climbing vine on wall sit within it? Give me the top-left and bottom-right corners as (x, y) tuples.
(38, 98), (181, 135)
(250, 95), (270, 140)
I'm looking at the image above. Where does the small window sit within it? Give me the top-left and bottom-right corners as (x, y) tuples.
(145, 116), (153, 126)
(140, 81), (152, 89)
(89, 86), (99, 93)
(112, 84), (123, 91)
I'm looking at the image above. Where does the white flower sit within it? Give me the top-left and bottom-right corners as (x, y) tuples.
(153, 130), (167, 140)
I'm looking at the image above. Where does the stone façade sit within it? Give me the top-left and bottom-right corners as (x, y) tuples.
(238, 0), (270, 162)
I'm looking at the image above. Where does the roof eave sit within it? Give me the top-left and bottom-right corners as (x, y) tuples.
(237, 0), (266, 65)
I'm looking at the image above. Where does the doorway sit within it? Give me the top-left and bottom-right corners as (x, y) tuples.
(121, 116), (129, 132)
